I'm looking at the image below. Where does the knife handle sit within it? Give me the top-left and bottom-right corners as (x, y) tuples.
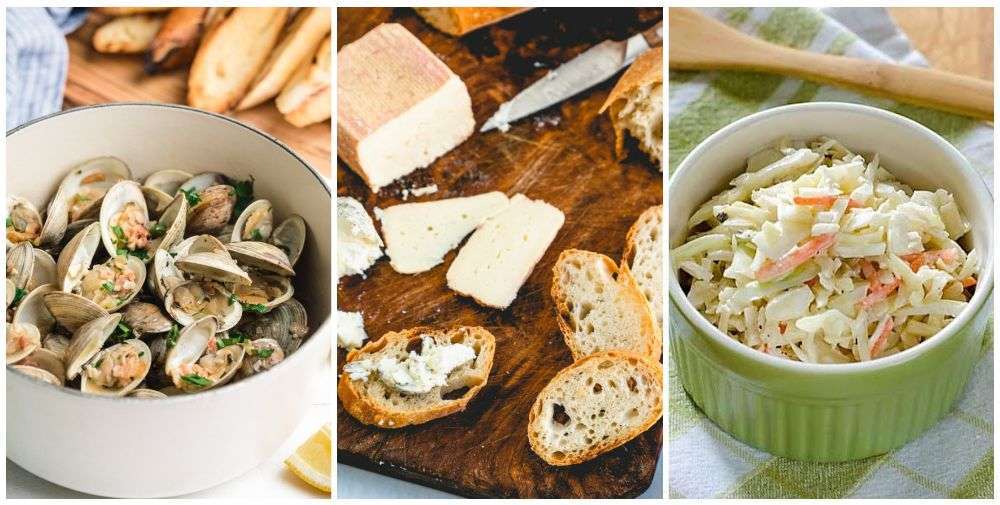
(642, 21), (663, 47)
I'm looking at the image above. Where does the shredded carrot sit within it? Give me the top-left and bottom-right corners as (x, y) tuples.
(804, 276), (819, 287)
(962, 276), (977, 288)
(869, 318), (894, 358)
(792, 196), (863, 209)
(778, 322), (787, 334)
(901, 249), (958, 271)
(860, 277), (900, 308)
(755, 234), (837, 281)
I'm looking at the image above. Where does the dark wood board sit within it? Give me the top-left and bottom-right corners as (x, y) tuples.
(337, 7), (663, 498)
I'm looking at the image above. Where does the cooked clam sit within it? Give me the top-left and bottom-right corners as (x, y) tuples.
(226, 241), (294, 277)
(165, 316), (245, 392)
(64, 313), (121, 380)
(18, 347), (67, 385)
(71, 255), (146, 312)
(43, 291), (109, 332)
(7, 241), (34, 289)
(37, 156), (131, 248)
(173, 234), (227, 256)
(231, 199), (272, 242)
(165, 280), (242, 331)
(177, 172), (225, 195)
(141, 186), (175, 217)
(12, 365), (61, 386)
(232, 271), (292, 312)
(42, 332), (71, 362)
(176, 250), (251, 285)
(121, 301), (174, 336)
(13, 284), (58, 335)
(238, 338), (284, 378)
(150, 249), (186, 300)
(80, 338), (151, 396)
(7, 196), (43, 247)
(186, 185), (236, 235)
(144, 169), (193, 196)
(269, 215), (306, 266)
(147, 194), (187, 257)
(99, 180), (152, 261)
(236, 298), (308, 354)
(7, 322), (41, 364)
(28, 248), (57, 291)
(128, 388), (168, 399)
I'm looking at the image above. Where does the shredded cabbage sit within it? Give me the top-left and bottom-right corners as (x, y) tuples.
(672, 137), (978, 363)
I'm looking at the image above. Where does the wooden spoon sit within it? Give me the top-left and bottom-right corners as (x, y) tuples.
(669, 8), (993, 121)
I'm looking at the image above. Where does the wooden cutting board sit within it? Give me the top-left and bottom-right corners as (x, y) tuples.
(336, 7), (663, 498)
(63, 12), (331, 176)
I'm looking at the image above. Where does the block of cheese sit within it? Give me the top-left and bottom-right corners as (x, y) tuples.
(446, 194), (564, 309)
(378, 191), (510, 274)
(338, 23), (474, 192)
(337, 197), (383, 279)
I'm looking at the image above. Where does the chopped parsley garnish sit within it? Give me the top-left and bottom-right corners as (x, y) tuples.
(228, 293), (238, 306)
(149, 222), (167, 238)
(181, 374), (212, 387)
(227, 175), (255, 219)
(5, 217), (12, 228)
(101, 282), (115, 293)
(217, 331), (248, 348)
(255, 348), (274, 359)
(166, 324), (180, 348)
(251, 228), (264, 241)
(180, 187), (201, 207)
(240, 302), (268, 314)
(127, 249), (149, 261)
(108, 321), (132, 344)
(138, 351), (145, 357)
(111, 225), (125, 241)
(94, 358), (104, 369)
(11, 287), (27, 306)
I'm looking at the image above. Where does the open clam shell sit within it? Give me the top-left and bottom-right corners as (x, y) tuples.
(28, 249), (57, 291)
(121, 301), (174, 336)
(7, 196), (43, 248)
(238, 338), (285, 378)
(147, 194), (187, 257)
(37, 156), (131, 248)
(12, 365), (62, 386)
(176, 251), (251, 285)
(6, 279), (16, 309)
(186, 185), (236, 235)
(150, 248), (185, 300)
(269, 215), (306, 266)
(42, 332), (71, 362)
(168, 324), (245, 393)
(226, 241), (294, 277)
(57, 221), (102, 292)
(70, 255), (147, 312)
(18, 348), (67, 385)
(141, 186), (175, 218)
(13, 284), (58, 335)
(43, 291), (110, 333)
(164, 316), (212, 385)
(6, 322), (41, 364)
(231, 199), (273, 242)
(172, 234), (227, 256)
(236, 297), (308, 355)
(64, 313), (121, 380)
(178, 172), (226, 195)
(80, 338), (151, 396)
(145, 169), (193, 196)
(165, 280), (242, 331)
(7, 241), (34, 289)
(128, 388), (168, 399)
(233, 271), (293, 312)
(99, 180), (152, 261)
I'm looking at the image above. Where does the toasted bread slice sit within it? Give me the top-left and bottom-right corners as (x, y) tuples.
(94, 7), (169, 16)
(187, 7), (289, 112)
(528, 351), (663, 466)
(338, 326), (495, 429)
(145, 7), (208, 73)
(622, 205), (662, 327)
(276, 35), (331, 127)
(600, 47), (662, 167)
(552, 249), (660, 361)
(414, 7), (529, 36)
(238, 7), (331, 111)
(92, 14), (164, 54)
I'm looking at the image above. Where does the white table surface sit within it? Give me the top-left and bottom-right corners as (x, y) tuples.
(337, 451), (663, 498)
(7, 360), (332, 499)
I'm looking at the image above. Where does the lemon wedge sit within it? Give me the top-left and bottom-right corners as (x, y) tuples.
(285, 423), (331, 493)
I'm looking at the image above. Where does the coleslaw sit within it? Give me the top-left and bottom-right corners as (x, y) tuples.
(672, 137), (979, 363)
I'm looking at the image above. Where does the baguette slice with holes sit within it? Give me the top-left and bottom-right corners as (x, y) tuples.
(338, 326), (495, 429)
(552, 249), (660, 361)
(528, 351), (662, 466)
(600, 47), (662, 167)
(622, 205), (662, 326)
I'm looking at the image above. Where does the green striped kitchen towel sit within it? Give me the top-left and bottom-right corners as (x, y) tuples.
(668, 7), (993, 499)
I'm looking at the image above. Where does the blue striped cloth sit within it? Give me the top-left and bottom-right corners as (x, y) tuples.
(6, 7), (87, 130)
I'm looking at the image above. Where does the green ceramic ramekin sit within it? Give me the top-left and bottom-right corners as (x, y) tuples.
(668, 103), (993, 462)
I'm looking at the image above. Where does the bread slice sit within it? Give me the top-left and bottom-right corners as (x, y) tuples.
(446, 194), (564, 309)
(337, 23), (474, 192)
(378, 191), (509, 274)
(276, 35), (331, 127)
(551, 249), (660, 361)
(94, 7), (169, 16)
(338, 326), (496, 428)
(528, 351), (662, 466)
(187, 7), (289, 112)
(600, 47), (662, 168)
(622, 205), (662, 327)
(238, 7), (331, 111)
(414, 7), (529, 36)
(145, 7), (208, 73)
(92, 14), (164, 54)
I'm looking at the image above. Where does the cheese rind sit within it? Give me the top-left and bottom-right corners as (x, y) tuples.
(379, 191), (510, 274)
(337, 197), (383, 279)
(446, 194), (564, 308)
(337, 23), (474, 191)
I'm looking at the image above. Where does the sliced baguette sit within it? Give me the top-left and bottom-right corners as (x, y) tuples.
(238, 7), (331, 111)
(600, 47), (662, 167)
(414, 7), (529, 36)
(528, 351), (663, 466)
(552, 249), (660, 361)
(622, 205), (662, 327)
(94, 7), (169, 16)
(145, 7), (208, 73)
(187, 7), (289, 113)
(276, 35), (331, 127)
(92, 14), (164, 54)
(338, 326), (496, 429)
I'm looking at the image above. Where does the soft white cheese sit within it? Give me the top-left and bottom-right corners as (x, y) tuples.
(343, 336), (476, 394)
(337, 197), (383, 279)
(337, 310), (368, 349)
(378, 191), (510, 274)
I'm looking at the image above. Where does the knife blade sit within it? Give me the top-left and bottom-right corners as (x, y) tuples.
(480, 21), (662, 133)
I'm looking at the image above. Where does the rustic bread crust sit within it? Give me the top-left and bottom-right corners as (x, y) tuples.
(621, 205), (663, 325)
(599, 47), (663, 160)
(92, 14), (164, 54)
(338, 326), (496, 429)
(276, 35), (331, 127)
(551, 249), (661, 362)
(414, 7), (529, 36)
(146, 7), (208, 73)
(527, 351), (663, 466)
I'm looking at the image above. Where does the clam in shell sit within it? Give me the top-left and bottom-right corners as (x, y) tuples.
(175, 251), (251, 286)
(165, 280), (242, 331)
(71, 255), (147, 312)
(13, 284), (58, 335)
(6, 322), (41, 364)
(236, 297), (308, 354)
(144, 169), (193, 196)
(147, 194), (187, 257)
(269, 215), (306, 266)
(231, 199), (272, 242)
(37, 156), (131, 248)
(12, 365), (62, 386)
(232, 271), (292, 313)
(121, 301), (174, 336)
(165, 316), (245, 392)
(17, 347), (67, 385)
(226, 241), (294, 277)
(43, 291), (109, 333)
(6, 196), (43, 248)
(99, 180), (152, 261)
(27, 249), (57, 291)
(186, 185), (236, 235)
(64, 313), (121, 380)
(80, 338), (151, 396)
(7, 241), (34, 289)
(238, 338), (284, 378)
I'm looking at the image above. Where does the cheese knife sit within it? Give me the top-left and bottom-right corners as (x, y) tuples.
(480, 20), (663, 132)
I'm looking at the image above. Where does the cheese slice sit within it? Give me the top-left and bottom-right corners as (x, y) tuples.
(446, 194), (564, 308)
(337, 197), (383, 279)
(379, 191), (509, 274)
(338, 23), (474, 192)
